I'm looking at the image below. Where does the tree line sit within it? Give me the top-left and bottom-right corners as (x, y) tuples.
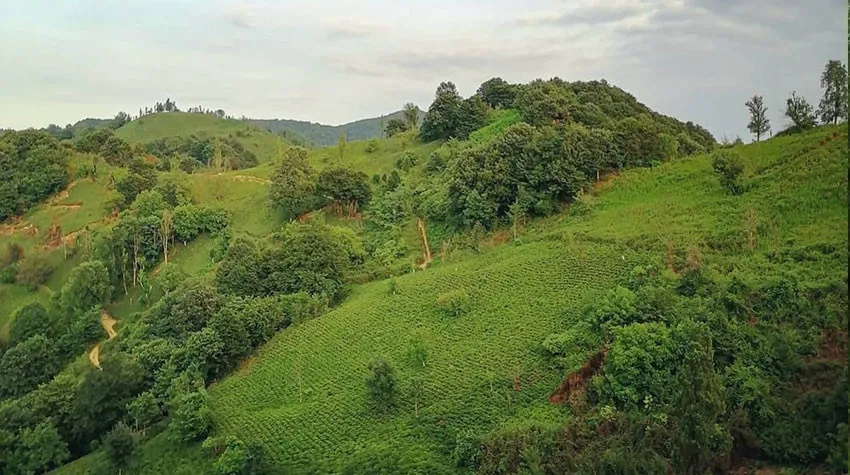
(745, 60), (847, 142)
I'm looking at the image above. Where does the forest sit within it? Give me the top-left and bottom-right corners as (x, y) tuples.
(0, 59), (846, 475)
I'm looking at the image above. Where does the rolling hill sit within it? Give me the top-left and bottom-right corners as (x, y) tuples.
(50, 124), (848, 474)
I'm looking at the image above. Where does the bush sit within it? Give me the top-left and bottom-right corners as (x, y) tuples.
(711, 150), (744, 194)
(8, 302), (52, 347)
(436, 289), (470, 317)
(364, 139), (379, 153)
(365, 358), (397, 413)
(214, 436), (256, 475)
(15, 254), (53, 289)
(102, 422), (135, 468)
(170, 391), (213, 442)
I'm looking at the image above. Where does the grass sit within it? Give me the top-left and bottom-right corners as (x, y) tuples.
(306, 130), (443, 177)
(115, 112), (284, 164)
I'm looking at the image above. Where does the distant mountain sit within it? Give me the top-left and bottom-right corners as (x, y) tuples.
(246, 109), (424, 147)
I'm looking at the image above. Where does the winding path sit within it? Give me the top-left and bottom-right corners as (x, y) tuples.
(88, 310), (118, 369)
(417, 217), (432, 270)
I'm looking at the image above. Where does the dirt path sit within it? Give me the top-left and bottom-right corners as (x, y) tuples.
(417, 217), (432, 270)
(88, 310), (118, 369)
(229, 175), (271, 185)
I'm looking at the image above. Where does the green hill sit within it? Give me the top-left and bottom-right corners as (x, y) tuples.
(115, 112), (287, 164)
(53, 124), (847, 474)
(247, 109), (424, 147)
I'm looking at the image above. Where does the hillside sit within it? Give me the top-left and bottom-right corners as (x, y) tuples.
(115, 112), (287, 164)
(52, 124), (848, 474)
(247, 109), (424, 147)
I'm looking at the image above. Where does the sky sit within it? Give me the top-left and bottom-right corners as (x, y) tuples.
(1, 0), (846, 140)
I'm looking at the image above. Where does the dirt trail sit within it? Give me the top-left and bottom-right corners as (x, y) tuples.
(88, 310), (118, 369)
(229, 175), (271, 185)
(417, 217), (432, 270)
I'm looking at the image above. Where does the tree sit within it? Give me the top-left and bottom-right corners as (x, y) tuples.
(159, 208), (173, 264)
(745, 95), (770, 142)
(269, 146), (317, 219)
(476, 77), (517, 109)
(785, 91), (817, 131)
(673, 320), (729, 475)
(214, 436), (255, 475)
(365, 358), (397, 413)
(818, 60), (848, 124)
(454, 96), (489, 139)
(420, 81), (463, 141)
(0, 335), (61, 399)
(127, 390), (162, 432)
(402, 103), (419, 130)
(384, 118), (408, 137)
(103, 422), (135, 469)
(170, 391), (213, 442)
(711, 150), (744, 195)
(215, 236), (263, 297)
(8, 302), (52, 347)
(14, 421), (69, 474)
(59, 260), (111, 313)
(116, 158), (158, 207)
(112, 111), (131, 129)
(316, 167), (372, 215)
(15, 253), (53, 290)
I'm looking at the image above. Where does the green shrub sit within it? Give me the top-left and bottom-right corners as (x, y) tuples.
(711, 149), (744, 194)
(436, 289), (471, 317)
(365, 358), (397, 413)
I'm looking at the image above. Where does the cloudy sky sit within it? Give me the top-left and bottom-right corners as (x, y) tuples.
(1, 0), (845, 140)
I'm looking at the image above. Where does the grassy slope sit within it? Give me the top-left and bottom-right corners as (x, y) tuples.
(115, 112), (283, 164)
(75, 125), (845, 474)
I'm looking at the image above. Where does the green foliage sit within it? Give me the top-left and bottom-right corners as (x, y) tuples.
(395, 150), (418, 171)
(100, 135), (133, 166)
(116, 157), (158, 207)
(7, 302), (52, 347)
(170, 390), (213, 442)
(384, 118), (409, 138)
(785, 91), (817, 131)
(102, 422), (135, 468)
(817, 60), (848, 124)
(0, 334), (61, 399)
(316, 167), (372, 211)
(711, 149), (745, 194)
(269, 146), (317, 219)
(127, 390), (162, 432)
(0, 130), (69, 221)
(365, 358), (397, 413)
(477, 77), (518, 109)
(2, 421), (69, 475)
(745, 95), (771, 142)
(59, 260), (111, 314)
(14, 253), (54, 289)
(420, 81), (464, 141)
(214, 436), (255, 475)
(435, 289), (471, 317)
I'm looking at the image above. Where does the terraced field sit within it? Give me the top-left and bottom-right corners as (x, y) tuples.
(210, 240), (645, 472)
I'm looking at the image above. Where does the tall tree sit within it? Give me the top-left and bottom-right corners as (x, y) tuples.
(476, 77), (516, 109)
(818, 60), (848, 124)
(785, 91), (817, 131)
(269, 146), (317, 219)
(159, 209), (173, 264)
(745, 95), (770, 142)
(402, 103), (419, 130)
(420, 81), (463, 141)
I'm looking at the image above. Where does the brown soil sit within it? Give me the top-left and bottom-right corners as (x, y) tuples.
(51, 203), (83, 210)
(88, 310), (118, 369)
(550, 348), (607, 405)
(417, 217), (432, 270)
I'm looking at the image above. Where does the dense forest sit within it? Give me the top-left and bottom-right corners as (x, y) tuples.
(0, 59), (846, 475)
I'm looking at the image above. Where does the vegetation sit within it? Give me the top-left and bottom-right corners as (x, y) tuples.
(1, 62), (846, 475)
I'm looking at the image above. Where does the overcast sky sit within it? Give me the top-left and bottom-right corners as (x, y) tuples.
(1, 0), (845, 140)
